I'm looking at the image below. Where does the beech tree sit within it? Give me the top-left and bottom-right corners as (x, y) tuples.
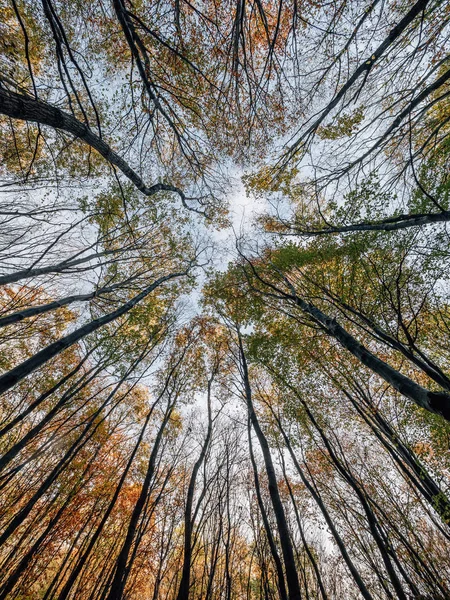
(1, 0), (450, 599)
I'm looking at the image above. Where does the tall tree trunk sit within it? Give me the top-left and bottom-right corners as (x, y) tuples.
(0, 247), (126, 286)
(277, 278), (450, 420)
(56, 391), (162, 600)
(0, 87), (185, 203)
(248, 418), (288, 600)
(105, 401), (175, 600)
(267, 405), (374, 600)
(279, 451), (328, 600)
(0, 271), (185, 395)
(0, 336), (154, 474)
(0, 275), (142, 328)
(175, 375), (214, 600)
(298, 398), (408, 600)
(289, 210), (450, 236)
(343, 386), (450, 528)
(0, 388), (116, 548)
(284, 0), (432, 160)
(238, 332), (302, 600)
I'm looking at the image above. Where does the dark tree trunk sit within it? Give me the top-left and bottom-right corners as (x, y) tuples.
(289, 210), (450, 236)
(238, 333), (301, 600)
(0, 271), (184, 396)
(284, 0), (431, 160)
(0, 87), (185, 202)
(248, 419), (288, 600)
(279, 452), (328, 600)
(175, 376), (214, 600)
(55, 394), (161, 599)
(344, 387), (450, 528)
(283, 283), (450, 420)
(0, 276), (142, 328)
(104, 402), (175, 600)
(267, 405), (374, 600)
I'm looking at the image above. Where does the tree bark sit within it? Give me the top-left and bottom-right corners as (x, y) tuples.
(0, 276), (142, 328)
(0, 87), (186, 202)
(289, 210), (450, 236)
(270, 408), (374, 600)
(105, 401), (176, 600)
(238, 333), (302, 600)
(248, 419), (288, 600)
(175, 376), (214, 600)
(0, 271), (185, 395)
(281, 280), (450, 421)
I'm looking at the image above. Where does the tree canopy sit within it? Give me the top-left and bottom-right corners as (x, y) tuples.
(1, 1), (450, 599)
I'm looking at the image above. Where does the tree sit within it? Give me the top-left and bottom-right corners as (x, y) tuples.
(2, 1), (450, 598)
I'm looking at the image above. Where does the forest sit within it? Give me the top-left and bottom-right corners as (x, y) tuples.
(0, 0), (450, 598)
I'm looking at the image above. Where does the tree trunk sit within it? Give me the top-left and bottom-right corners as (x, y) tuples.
(0, 271), (184, 395)
(248, 419), (288, 600)
(238, 333), (302, 600)
(175, 376), (214, 600)
(0, 87), (185, 202)
(282, 282), (450, 421)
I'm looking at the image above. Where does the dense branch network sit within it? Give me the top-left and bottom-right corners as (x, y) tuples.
(0, 1), (450, 600)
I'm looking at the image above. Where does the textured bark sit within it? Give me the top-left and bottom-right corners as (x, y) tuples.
(310, 284), (450, 391)
(271, 410), (374, 600)
(0, 452), (100, 599)
(290, 211), (450, 236)
(344, 387), (450, 528)
(248, 420), (288, 600)
(300, 400), (408, 600)
(280, 453), (328, 600)
(0, 278), (140, 328)
(0, 248), (122, 286)
(0, 87), (185, 201)
(0, 392), (112, 548)
(0, 349), (93, 438)
(105, 402), (175, 600)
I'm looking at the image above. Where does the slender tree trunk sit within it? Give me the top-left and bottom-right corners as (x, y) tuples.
(0, 271), (185, 395)
(175, 376), (214, 600)
(279, 452), (328, 600)
(267, 406), (374, 600)
(0, 247), (125, 286)
(299, 400), (408, 600)
(308, 278), (450, 391)
(0, 449), (100, 599)
(290, 210), (450, 236)
(248, 419), (288, 600)
(0, 276), (142, 328)
(56, 394), (160, 599)
(344, 387), (450, 527)
(0, 87), (185, 202)
(285, 0), (431, 159)
(0, 346), (94, 438)
(105, 403), (174, 600)
(0, 364), (102, 473)
(0, 390), (114, 548)
(280, 280), (450, 420)
(104, 342), (192, 600)
(238, 333), (302, 600)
